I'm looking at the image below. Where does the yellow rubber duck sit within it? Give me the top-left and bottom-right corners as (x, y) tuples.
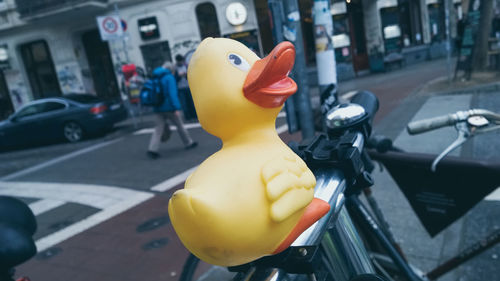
(168, 38), (330, 267)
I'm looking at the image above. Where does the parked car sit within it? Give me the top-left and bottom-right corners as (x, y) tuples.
(0, 94), (127, 149)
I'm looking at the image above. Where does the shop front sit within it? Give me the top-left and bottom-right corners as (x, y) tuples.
(332, 0), (370, 77)
(121, 0), (262, 77)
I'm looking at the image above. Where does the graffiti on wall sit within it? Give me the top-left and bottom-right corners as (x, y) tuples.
(172, 39), (200, 63)
(4, 70), (29, 110)
(56, 63), (85, 94)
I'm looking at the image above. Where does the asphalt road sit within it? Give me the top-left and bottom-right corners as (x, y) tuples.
(2, 59), (498, 281)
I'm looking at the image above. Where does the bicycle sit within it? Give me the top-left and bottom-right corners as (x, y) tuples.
(178, 90), (500, 281)
(363, 108), (500, 281)
(178, 90), (398, 281)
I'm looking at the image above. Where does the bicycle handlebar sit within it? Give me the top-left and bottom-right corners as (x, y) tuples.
(407, 114), (457, 135)
(407, 109), (500, 135)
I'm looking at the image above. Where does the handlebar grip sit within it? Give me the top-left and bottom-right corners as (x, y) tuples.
(350, 91), (379, 120)
(407, 114), (456, 135)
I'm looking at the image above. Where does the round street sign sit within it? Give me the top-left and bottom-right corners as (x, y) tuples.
(97, 15), (124, 41)
(102, 16), (119, 33)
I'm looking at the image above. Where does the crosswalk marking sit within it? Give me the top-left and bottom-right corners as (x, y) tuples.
(485, 188), (500, 202)
(150, 166), (198, 192)
(0, 181), (154, 252)
(0, 138), (124, 181)
(28, 199), (66, 216)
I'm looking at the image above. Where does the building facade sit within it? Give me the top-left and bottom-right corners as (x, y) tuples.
(0, 0), (467, 119)
(290, 0), (463, 80)
(0, 0), (261, 119)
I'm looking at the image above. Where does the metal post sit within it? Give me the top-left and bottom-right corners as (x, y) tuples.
(312, 0), (338, 117)
(268, 0), (299, 134)
(282, 0), (315, 139)
(114, 3), (137, 128)
(114, 3), (130, 63)
(444, 0), (452, 83)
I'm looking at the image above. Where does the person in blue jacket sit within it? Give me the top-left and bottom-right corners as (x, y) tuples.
(147, 62), (197, 159)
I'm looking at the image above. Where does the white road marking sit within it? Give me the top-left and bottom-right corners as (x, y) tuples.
(150, 124), (290, 192)
(0, 181), (150, 209)
(36, 191), (152, 252)
(150, 166), (198, 192)
(278, 112), (287, 118)
(29, 199), (65, 216)
(0, 138), (124, 181)
(485, 188), (500, 202)
(340, 90), (358, 101)
(134, 123), (202, 135)
(277, 124), (289, 134)
(0, 181), (153, 252)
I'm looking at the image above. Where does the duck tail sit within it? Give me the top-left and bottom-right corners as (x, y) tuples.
(272, 198), (330, 254)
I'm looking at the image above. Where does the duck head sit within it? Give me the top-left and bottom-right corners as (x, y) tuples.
(187, 38), (297, 140)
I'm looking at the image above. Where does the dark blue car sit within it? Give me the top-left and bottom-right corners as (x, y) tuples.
(0, 94), (127, 149)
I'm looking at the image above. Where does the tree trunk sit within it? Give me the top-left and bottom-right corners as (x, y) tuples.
(471, 0), (495, 71)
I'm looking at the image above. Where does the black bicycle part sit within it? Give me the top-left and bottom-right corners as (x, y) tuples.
(426, 228), (500, 280)
(0, 196), (38, 281)
(346, 196), (422, 281)
(320, 83), (340, 115)
(350, 91), (379, 122)
(229, 246), (322, 275)
(350, 274), (387, 281)
(297, 134), (365, 185)
(179, 253), (201, 281)
(0, 196), (37, 236)
(0, 223), (37, 273)
(368, 150), (500, 237)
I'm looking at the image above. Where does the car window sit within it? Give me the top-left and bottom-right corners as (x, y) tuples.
(40, 101), (66, 113)
(15, 104), (43, 119)
(64, 94), (101, 104)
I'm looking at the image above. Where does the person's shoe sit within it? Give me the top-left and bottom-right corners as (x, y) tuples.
(147, 151), (160, 159)
(185, 141), (198, 150)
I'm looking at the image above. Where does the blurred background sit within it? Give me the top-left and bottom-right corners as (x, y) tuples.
(0, 0), (499, 281)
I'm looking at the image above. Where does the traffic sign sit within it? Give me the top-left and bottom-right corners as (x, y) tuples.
(97, 15), (124, 41)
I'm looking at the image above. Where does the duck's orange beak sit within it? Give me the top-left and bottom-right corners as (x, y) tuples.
(243, 42), (297, 108)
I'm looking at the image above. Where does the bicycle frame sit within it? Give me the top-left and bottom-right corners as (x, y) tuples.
(231, 169), (376, 281)
(229, 132), (385, 281)
(367, 149), (500, 280)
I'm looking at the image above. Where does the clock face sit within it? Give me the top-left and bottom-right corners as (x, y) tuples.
(226, 2), (247, 26)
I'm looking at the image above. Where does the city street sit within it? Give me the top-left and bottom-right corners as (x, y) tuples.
(1, 59), (499, 281)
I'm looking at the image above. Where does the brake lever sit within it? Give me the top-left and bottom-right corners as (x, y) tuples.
(474, 124), (500, 134)
(431, 122), (471, 172)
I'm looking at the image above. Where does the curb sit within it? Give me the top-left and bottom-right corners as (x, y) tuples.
(422, 81), (500, 97)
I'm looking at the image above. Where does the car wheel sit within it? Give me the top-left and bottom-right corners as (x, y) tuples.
(63, 121), (84, 143)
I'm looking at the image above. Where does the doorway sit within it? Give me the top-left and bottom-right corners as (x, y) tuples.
(140, 41), (172, 76)
(0, 70), (14, 120)
(20, 40), (61, 99)
(347, 0), (369, 72)
(81, 29), (119, 98)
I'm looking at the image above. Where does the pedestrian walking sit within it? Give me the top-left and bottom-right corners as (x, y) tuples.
(175, 54), (197, 121)
(147, 62), (197, 159)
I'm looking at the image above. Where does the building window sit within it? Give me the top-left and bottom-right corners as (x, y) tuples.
(138, 16), (160, 41)
(140, 41), (172, 75)
(20, 40), (61, 99)
(196, 2), (221, 39)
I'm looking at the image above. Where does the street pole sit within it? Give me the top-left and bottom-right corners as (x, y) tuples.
(113, 3), (137, 128)
(282, 0), (315, 139)
(114, 3), (130, 63)
(268, 0), (299, 134)
(312, 0), (338, 117)
(444, 0), (452, 84)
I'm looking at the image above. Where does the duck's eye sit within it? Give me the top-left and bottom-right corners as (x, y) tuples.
(228, 53), (250, 72)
